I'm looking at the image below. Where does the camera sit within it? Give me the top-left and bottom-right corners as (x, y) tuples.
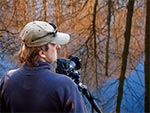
(56, 56), (81, 84)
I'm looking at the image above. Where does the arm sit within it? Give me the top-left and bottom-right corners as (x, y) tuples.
(0, 70), (15, 112)
(64, 86), (87, 113)
(0, 74), (11, 112)
(57, 76), (87, 113)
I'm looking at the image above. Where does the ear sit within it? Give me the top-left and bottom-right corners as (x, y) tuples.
(39, 50), (46, 58)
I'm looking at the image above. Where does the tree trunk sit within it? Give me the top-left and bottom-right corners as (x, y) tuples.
(43, 0), (47, 21)
(116, 0), (135, 112)
(144, 0), (150, 112)
(105, 0), (112, 76)
(92, 0), (98, 88)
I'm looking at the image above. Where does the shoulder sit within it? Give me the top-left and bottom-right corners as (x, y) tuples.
(6, 68), (21, 80)
(0, 68), (19, 94)
(1, 68), (20, 86)
(7, 69), (17, 77)
(55, 73), (76, 86)
(54, 73), (79, 93)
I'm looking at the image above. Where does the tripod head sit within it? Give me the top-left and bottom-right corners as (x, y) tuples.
(56, 56), (81, 84)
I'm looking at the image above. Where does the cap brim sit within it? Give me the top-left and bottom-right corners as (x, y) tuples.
(51, 32), (70, 45)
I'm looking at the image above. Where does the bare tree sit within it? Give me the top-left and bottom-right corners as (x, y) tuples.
(105, 0), (112, 76)
(53, 0), (63, 26)
(116, 0), (135, 112)
(92, 0), (98, 88)
(144, 0), (150, 112)
(43, 0), (47, 21)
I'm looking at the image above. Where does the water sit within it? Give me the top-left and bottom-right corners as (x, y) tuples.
(94, 61), (144, 113)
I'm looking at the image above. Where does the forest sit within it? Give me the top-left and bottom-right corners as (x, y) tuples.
(0, 0), (149, 113)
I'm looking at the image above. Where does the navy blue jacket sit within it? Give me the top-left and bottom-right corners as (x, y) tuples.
(0, 62), (86, 113)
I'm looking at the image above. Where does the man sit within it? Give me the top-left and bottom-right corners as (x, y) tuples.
(0, 21), (86, 112)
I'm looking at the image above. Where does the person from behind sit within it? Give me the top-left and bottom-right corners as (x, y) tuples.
(0, 21), (87, 113)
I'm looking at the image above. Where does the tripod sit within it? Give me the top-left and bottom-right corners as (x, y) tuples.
(77, 82), (102, 113)
(73, 73), (102, 113)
